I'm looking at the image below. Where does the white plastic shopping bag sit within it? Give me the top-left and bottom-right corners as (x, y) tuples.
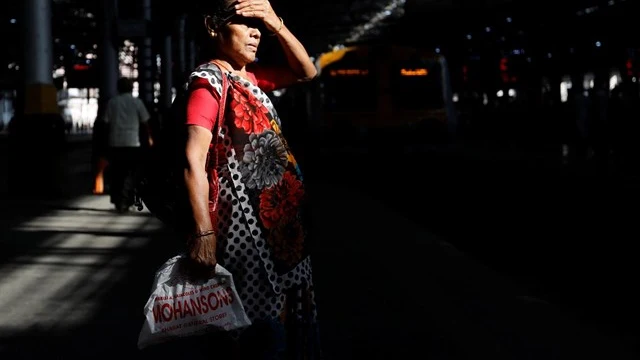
(137, 254), (251, 349)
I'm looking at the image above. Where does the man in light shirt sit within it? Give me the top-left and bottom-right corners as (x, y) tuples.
(105, 77), (153, 212)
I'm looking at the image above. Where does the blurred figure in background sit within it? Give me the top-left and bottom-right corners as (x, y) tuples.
(104, 77), (152, 212)
(92, 106), (109, 195)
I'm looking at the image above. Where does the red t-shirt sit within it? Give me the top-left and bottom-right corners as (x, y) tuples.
(185, 65), (285, 130)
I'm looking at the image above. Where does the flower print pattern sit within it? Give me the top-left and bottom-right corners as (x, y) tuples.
(240, 130), (289, 190)
(259, 172), (304, 229)
(189, 65), (320, 360)
(231, 89), (271, 134)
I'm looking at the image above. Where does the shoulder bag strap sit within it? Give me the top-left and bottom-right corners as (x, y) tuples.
(207, 62), (230, 213)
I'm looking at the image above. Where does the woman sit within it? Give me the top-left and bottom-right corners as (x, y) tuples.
(182, 0), (320, 358)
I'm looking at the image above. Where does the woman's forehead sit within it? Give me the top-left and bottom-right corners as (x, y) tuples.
(229, 16), (263, 27)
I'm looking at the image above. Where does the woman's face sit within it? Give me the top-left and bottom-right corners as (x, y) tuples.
(217, 16), (262, 66)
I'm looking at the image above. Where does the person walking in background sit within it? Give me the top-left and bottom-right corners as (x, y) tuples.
(104, 77), (152, 212)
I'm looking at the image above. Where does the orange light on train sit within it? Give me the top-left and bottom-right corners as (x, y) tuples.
(400, 68), (428, 76)
(329, 69), (369, 76)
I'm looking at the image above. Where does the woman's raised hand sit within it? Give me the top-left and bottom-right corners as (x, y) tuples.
(235, 0), (281, 33)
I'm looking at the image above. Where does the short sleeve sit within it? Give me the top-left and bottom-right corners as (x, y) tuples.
(136, 98), (150, 123)
(185, 76), (219, 131)
(189, 63), (224, 98)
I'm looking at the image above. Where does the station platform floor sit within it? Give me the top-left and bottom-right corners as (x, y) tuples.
(0, 133), (638, 359)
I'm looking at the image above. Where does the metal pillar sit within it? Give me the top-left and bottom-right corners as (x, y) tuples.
(100, 0), (119, 111)
(91, 0), (119, 196)
(23, 0), (57, 116)
(24, 0), (52, 86)
(188, 40), (197, 71)
(161, 34), (173, 110)
(10, 0), (65, 196)
(177, 15), (187, 80)
(139, 0), (154, 110)
(439, 56), (458, 140)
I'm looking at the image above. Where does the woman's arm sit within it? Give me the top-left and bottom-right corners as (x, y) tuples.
(270, 20), (317, 81)
(184, 125), (217, 269)
(236, 0), (318, 85)
(183, 84), (220, 270)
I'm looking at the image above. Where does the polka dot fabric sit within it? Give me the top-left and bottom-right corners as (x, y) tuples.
(187, 63), (321, 358)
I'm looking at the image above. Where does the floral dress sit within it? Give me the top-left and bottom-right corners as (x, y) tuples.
(186, 63), (321, 359)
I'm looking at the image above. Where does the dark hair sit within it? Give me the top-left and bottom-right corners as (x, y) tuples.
(117, 77), (134, 93)
(197, 0), (237, 30)
(187, 0), (237, 65)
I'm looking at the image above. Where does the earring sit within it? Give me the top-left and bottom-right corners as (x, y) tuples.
(209, 30), (216, 38)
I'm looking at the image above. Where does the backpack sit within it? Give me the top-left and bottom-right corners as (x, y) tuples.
(134, 64), (229, 228)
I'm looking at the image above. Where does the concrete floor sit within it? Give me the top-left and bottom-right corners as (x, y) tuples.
(0, 133), (638, 359)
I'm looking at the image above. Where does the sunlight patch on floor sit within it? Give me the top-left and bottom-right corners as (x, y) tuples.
(0, 195), (161, 334)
